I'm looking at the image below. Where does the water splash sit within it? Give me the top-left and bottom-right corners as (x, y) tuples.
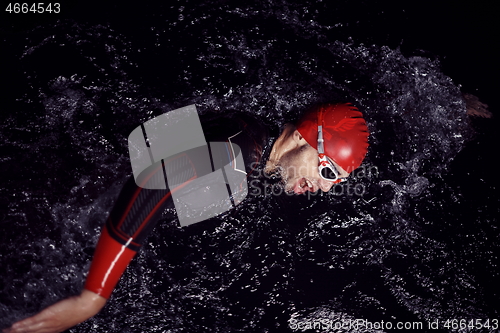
(1, 1), (497, 332)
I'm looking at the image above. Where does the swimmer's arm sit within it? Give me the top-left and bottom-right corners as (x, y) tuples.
(3, 174), (169, 333)
(2, 289), (106, 333)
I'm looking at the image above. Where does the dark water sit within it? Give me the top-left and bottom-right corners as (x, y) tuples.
(1, 1), (498, 332)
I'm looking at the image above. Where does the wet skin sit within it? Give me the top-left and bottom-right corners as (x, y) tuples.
(266, 125), (349, 194)
(2, 290), (106, 333)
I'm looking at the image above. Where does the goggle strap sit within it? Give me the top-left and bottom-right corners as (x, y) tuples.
(317, 107), (325, 154)
(317, 125), (324, 154)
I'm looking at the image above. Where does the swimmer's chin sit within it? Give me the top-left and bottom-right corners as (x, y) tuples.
(283, 182), (298, 195)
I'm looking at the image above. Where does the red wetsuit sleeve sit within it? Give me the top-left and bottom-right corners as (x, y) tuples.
(84, 226), (137, 298)
(84, 175), (174, 298)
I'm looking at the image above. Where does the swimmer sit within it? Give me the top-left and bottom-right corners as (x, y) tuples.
(3, 103), (369, 333)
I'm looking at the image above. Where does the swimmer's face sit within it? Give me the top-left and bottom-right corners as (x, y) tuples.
(277, 142), (349, 194)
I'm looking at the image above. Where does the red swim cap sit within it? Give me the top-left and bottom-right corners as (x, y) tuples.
(296, 103), (369, 171)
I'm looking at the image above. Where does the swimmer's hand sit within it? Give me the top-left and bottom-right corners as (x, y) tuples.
(2, 289), (106, 333)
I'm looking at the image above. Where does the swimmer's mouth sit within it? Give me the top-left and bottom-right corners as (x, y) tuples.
(293, 177), (317, 194)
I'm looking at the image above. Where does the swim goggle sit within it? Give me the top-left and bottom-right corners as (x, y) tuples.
(317, 109), (346, 184)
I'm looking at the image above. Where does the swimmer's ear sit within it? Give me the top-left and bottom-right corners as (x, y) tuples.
(293, 129), (309, 146)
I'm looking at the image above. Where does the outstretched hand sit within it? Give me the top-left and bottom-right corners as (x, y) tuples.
(2, 289), (107, 333)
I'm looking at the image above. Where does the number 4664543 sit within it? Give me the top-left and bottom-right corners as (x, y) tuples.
(6, 3), (61, 13)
